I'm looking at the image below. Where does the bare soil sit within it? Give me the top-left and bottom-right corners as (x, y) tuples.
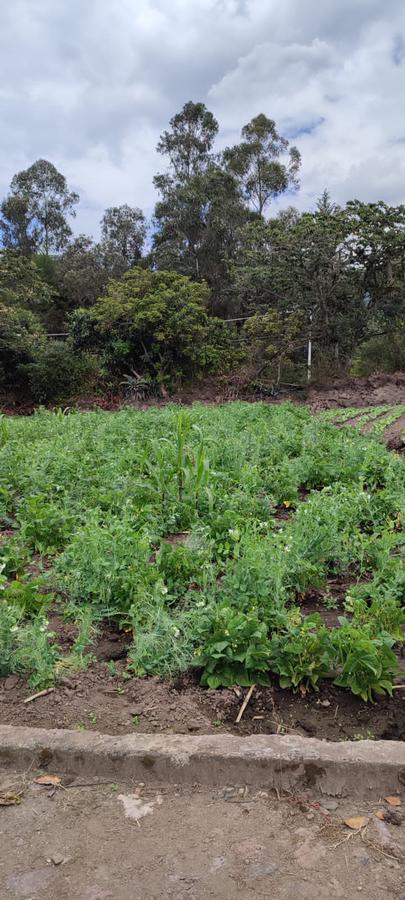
(307, 373), (405, 450)
(1, 771), (404, 899)
(3, 371), (405, 413)
(384, 414), (405, 451)
(1, 643), (404, 742)
(307, 372), (405, 412)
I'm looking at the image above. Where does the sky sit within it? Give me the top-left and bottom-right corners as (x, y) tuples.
(1, 0), (405, 239)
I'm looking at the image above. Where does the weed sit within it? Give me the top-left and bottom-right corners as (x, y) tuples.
(322, 594), (338, 611)
(0, 415), (8, 448)
(106, 660), (118, 676)
(352, 730), (375, 741)
(3, 579), (52, 616)
(0, 599), (23, 676)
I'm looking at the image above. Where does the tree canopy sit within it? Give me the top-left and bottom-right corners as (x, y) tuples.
(1, 100), (404, 402)
(223, 114), (301, 215)
(1, 159), (79, 255)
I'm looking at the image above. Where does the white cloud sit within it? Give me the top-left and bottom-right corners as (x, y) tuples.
(1, 0), (404, 237)
(210, 7), (405, 210)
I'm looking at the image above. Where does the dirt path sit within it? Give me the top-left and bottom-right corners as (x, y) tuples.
(0, 773), (404, 899)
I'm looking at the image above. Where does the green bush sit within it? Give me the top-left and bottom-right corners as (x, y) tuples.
(352, 327), (405, 376)
(20, 340), (99, 403)
(0, 304), (45, 392)
(72, 267), (237, 388)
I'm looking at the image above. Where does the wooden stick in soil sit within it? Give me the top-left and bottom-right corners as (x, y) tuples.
(23, 688), (55, 704)
(235, 684), (255, 724)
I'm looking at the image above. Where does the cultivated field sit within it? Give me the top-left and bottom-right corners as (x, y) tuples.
(0, 402), (404, 734)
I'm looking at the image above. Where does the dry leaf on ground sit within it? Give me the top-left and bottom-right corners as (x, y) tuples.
(374, 810), (385, 820)
(34, 775), (61, 786)
(384, 796), (401, 807)
(344, 816), (369, 830)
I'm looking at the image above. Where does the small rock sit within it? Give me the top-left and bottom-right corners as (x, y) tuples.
(267, 721), (281, 735)
(187, 721), (202, 732)
(58, 677), (75, 689)
(294, 840), (326, 868)
(368, 817), (404, 857)
(223, 787), (236, 800)
(130, 708), (143, 716)
(49, 854), (65, 866)
(296, 719), (317, 736)
(248, 862), (278, 878)
(210, 856), (225, 872)
(4, 675), (19, 690)
(384, 809), (403, 826)
(320, 799), (338, 811)
(320, 700), (331, 708)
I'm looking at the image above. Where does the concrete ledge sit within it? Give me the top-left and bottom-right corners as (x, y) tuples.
(0, 726), (404, 797)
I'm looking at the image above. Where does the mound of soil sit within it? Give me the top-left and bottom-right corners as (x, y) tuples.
(306, 373), (405, 450)
(307, 372), (405, 413)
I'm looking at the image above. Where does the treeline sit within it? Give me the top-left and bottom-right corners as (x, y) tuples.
(1, 102), (404, 403)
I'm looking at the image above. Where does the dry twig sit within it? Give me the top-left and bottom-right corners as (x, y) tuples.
(235, 684), (255, 723)
(24, 687), (55, 704)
